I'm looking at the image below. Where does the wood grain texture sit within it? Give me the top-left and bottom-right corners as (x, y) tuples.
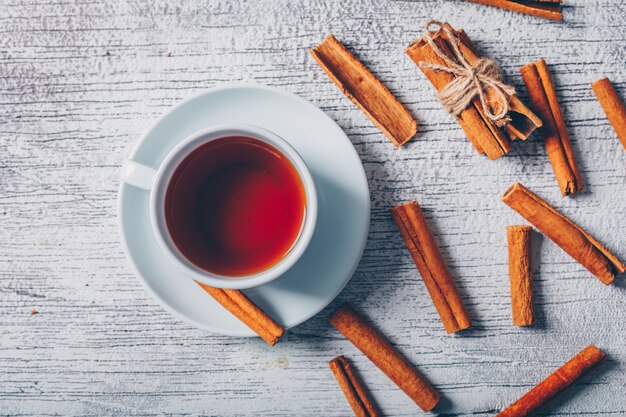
(0, 0), (625, 416)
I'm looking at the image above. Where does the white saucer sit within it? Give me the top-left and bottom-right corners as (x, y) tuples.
(118, 85), (370, 337)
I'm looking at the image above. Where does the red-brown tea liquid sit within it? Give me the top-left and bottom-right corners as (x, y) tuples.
(165, 137), (306, 277)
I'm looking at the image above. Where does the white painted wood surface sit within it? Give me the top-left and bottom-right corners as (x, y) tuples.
(1, 0), (625, 415)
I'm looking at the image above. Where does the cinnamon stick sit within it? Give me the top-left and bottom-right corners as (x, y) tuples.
(497, 345), (607, 417)
(592, 77), (626, 150)
(329, 355), (380, 417)
(507, 226), (534, 326)
(329, 303), (440, 411)
(465, 0), (563, 21)
(391, 201), (471, 333)
(502, 183), (625, 285)
(197, 283), (284, 346)
(521, 59), (583, 196)
(406, 22), (541, 160)
(311, 35), (417, 147)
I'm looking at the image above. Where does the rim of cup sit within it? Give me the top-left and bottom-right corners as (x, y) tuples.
(127, 124), (318, 290)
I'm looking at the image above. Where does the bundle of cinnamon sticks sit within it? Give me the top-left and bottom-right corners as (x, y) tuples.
(406, 21), (542, 160)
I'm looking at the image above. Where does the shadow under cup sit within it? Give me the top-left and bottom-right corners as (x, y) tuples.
(164, 136), (308, 278)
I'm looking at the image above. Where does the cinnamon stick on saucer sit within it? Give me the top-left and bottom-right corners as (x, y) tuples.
(311, 35), (417, 147)
(391, 201), (471, 333)
(406, 21), (541, 160)
(520, 59), (583, 196)
(497, 345), (607, 417)
(329, 355), (380, 417)
(502, 183), (625, 285)
(464, 0), (563, 21)
(197, 283), (284, 346)
(507, 226), (534, 326)
(329, 303), (440, 412)
(592, 77), (626, 150)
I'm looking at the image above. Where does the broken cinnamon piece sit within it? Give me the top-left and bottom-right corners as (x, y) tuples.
(197, 283), (284, 346)
(591, 77), (626, 150)
(391, 201), (471, 333)
(310, 35), (417, 147)
(497, 345), (607, 417)
(329, 303), (440, 411)
(329, 355), (380, 417)
(507, 226), (534, 326)
(520, 59), (583, 196)
(465, 0), (563, 21)
(406, 21), (541, 160)
(502, 182), (625, 285)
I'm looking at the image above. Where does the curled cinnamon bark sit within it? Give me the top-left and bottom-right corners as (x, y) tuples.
(329, 303), (440, 411)
(329, 355), (379, 417)
(520, 59), (583, 196)
(465, 0), (563, 21)
(507, 226), (534, 326)
(592, 77), (626, 150)
(197, 283), (284, 346)
(311, 35), (417, 147)
(497, 345), (607, 417)
(502, 183), (625, 285)
(391, 201), (471, 333)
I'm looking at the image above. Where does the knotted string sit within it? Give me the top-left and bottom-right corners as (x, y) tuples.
(418, 20), (515, 122)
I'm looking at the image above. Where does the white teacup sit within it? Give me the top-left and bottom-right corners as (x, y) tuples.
(121, 124), (317, 290)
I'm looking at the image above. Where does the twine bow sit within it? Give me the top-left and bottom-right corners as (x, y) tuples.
(418, 20), (515, 122)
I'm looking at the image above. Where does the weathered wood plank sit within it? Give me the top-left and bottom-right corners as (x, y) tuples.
(1, 0), (625, 415)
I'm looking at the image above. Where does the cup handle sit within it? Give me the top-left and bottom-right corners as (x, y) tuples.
(121, 160), (157, 190)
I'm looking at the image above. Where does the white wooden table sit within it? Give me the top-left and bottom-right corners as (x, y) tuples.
(2, 1), (625, 415)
